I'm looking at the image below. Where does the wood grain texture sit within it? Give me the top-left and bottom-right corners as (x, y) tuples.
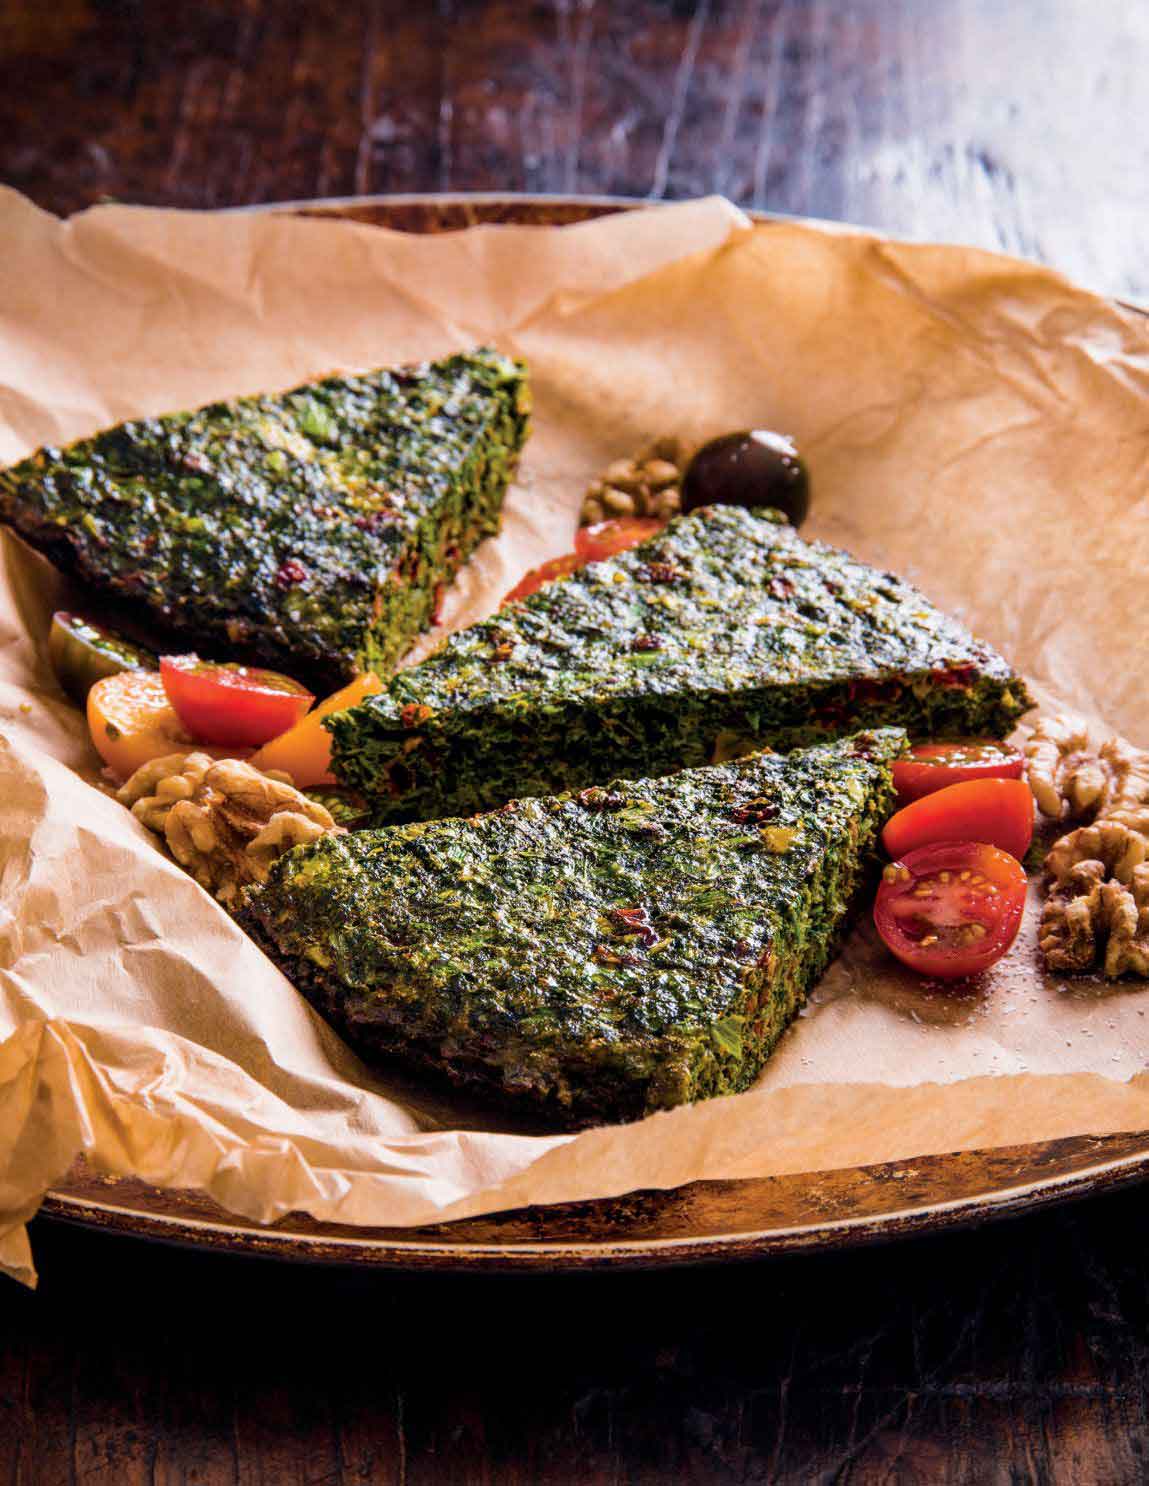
(1, 0), (1145, 298)
(4, 1185), (1149, 1484)
(2, 3), (1148, 1482)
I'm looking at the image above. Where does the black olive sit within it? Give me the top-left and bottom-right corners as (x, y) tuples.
(680, 430), (809, 527)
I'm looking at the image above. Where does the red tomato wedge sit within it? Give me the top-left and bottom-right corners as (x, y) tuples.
(502, 552), (583, 606)
(574, 517), (664, 564)
(874, 841), (1027, 979)
(892, 740), (1025, 805)
(160, 655), (314, 749)
(87, 670), (237, 781)
(503, 519), (665, 606)
(882, 778), (1034, 863)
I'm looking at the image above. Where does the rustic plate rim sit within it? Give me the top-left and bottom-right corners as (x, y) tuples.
(37, 1139), (1149, 1272)
(37, 190), (1149, 1272)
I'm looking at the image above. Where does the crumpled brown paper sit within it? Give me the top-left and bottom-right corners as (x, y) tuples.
(2, 188), (1148, 1288)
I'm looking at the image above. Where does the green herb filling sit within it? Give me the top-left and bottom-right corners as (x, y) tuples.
(243, 730), (904, 1125)
(0, 349), (531, 687)
(329, 505), (1030, 823)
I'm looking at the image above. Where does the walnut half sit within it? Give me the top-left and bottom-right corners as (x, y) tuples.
(580, 436), (687, 525)
(1045, 820), (1148, 889)
(1098, 736), (1149, 836)
(1024, 714), (1106, 821)
(1025, 714), (1149, 828)
(1026, 714), (1149, 979)
(1041, 861), (1149, 978)
(117, 754), (341, 907)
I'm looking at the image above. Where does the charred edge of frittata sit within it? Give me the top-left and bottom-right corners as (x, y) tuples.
(240, 915), (668, 1129)
(13, 488), (518, 694)
(357, 394), (530, 680)
(0, 515), (352, 694)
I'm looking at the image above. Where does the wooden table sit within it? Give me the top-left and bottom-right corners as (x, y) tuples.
(2, 3), (1147, 1481)
(3, 0), (1145, 301)
(3, 1186), (1149, 1484)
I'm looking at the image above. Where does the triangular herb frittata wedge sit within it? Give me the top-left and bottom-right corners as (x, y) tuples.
(0, 349), (530, 687)
(329, 505), (1029, 823)
(243, 730), (904, 1126)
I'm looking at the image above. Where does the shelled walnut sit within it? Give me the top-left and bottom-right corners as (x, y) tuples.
(1096, 737), (1149, 834)
(1026, 714), (1149, 978)
(1041, 861), (1149, 977)
(580, 436), (687, 525)
(117, 754), (341, 907)
(1025, 716), (1149, 828)
(1045, 820), (1147, 888)
(1024, 715), (1105, 821)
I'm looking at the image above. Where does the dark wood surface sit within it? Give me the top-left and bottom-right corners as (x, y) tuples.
(3, 2), (1148, 1482)
(2, 0), (1145, 300)
(6, 1187), (1149, 1484)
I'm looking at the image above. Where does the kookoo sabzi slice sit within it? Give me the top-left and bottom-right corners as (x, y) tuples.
(328, 505), (1030, 824)
(0, 349), (530, 688)
(242, 729), (905, 1126)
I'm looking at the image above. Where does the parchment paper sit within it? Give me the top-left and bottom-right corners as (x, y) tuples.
(2, 188), (1148, 1288)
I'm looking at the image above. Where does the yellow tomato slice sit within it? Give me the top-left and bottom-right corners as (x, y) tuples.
(87, 670), (223, 780)
(250, 672), (383, 787)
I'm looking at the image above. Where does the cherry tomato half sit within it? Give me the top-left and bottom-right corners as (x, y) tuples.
(160, 655), (314, 749)
(892, 740), (1025, 805)
(574, 517), (664, 564)
(882, 778), (1034, 863)
(504, 519), (665, 606)
(502, 552), (583, 606)
(874, 841), (1027, 979)
(88, 670), (200, 779)
(49, 611), (156, 705)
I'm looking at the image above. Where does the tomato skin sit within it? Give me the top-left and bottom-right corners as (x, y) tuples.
(892, 740), (1025, 805)
(882, 778), (1033, 863)
(250, 672), (383, 787)
(160, 656), (314, 749)
(503, 520), (664, 607)
(574, 517), (664, 564)
(87, 670), (236, 779)
(874, 841), (1027, 980)
(502, 552), (584, 606)
(49, 612), (156, 704)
